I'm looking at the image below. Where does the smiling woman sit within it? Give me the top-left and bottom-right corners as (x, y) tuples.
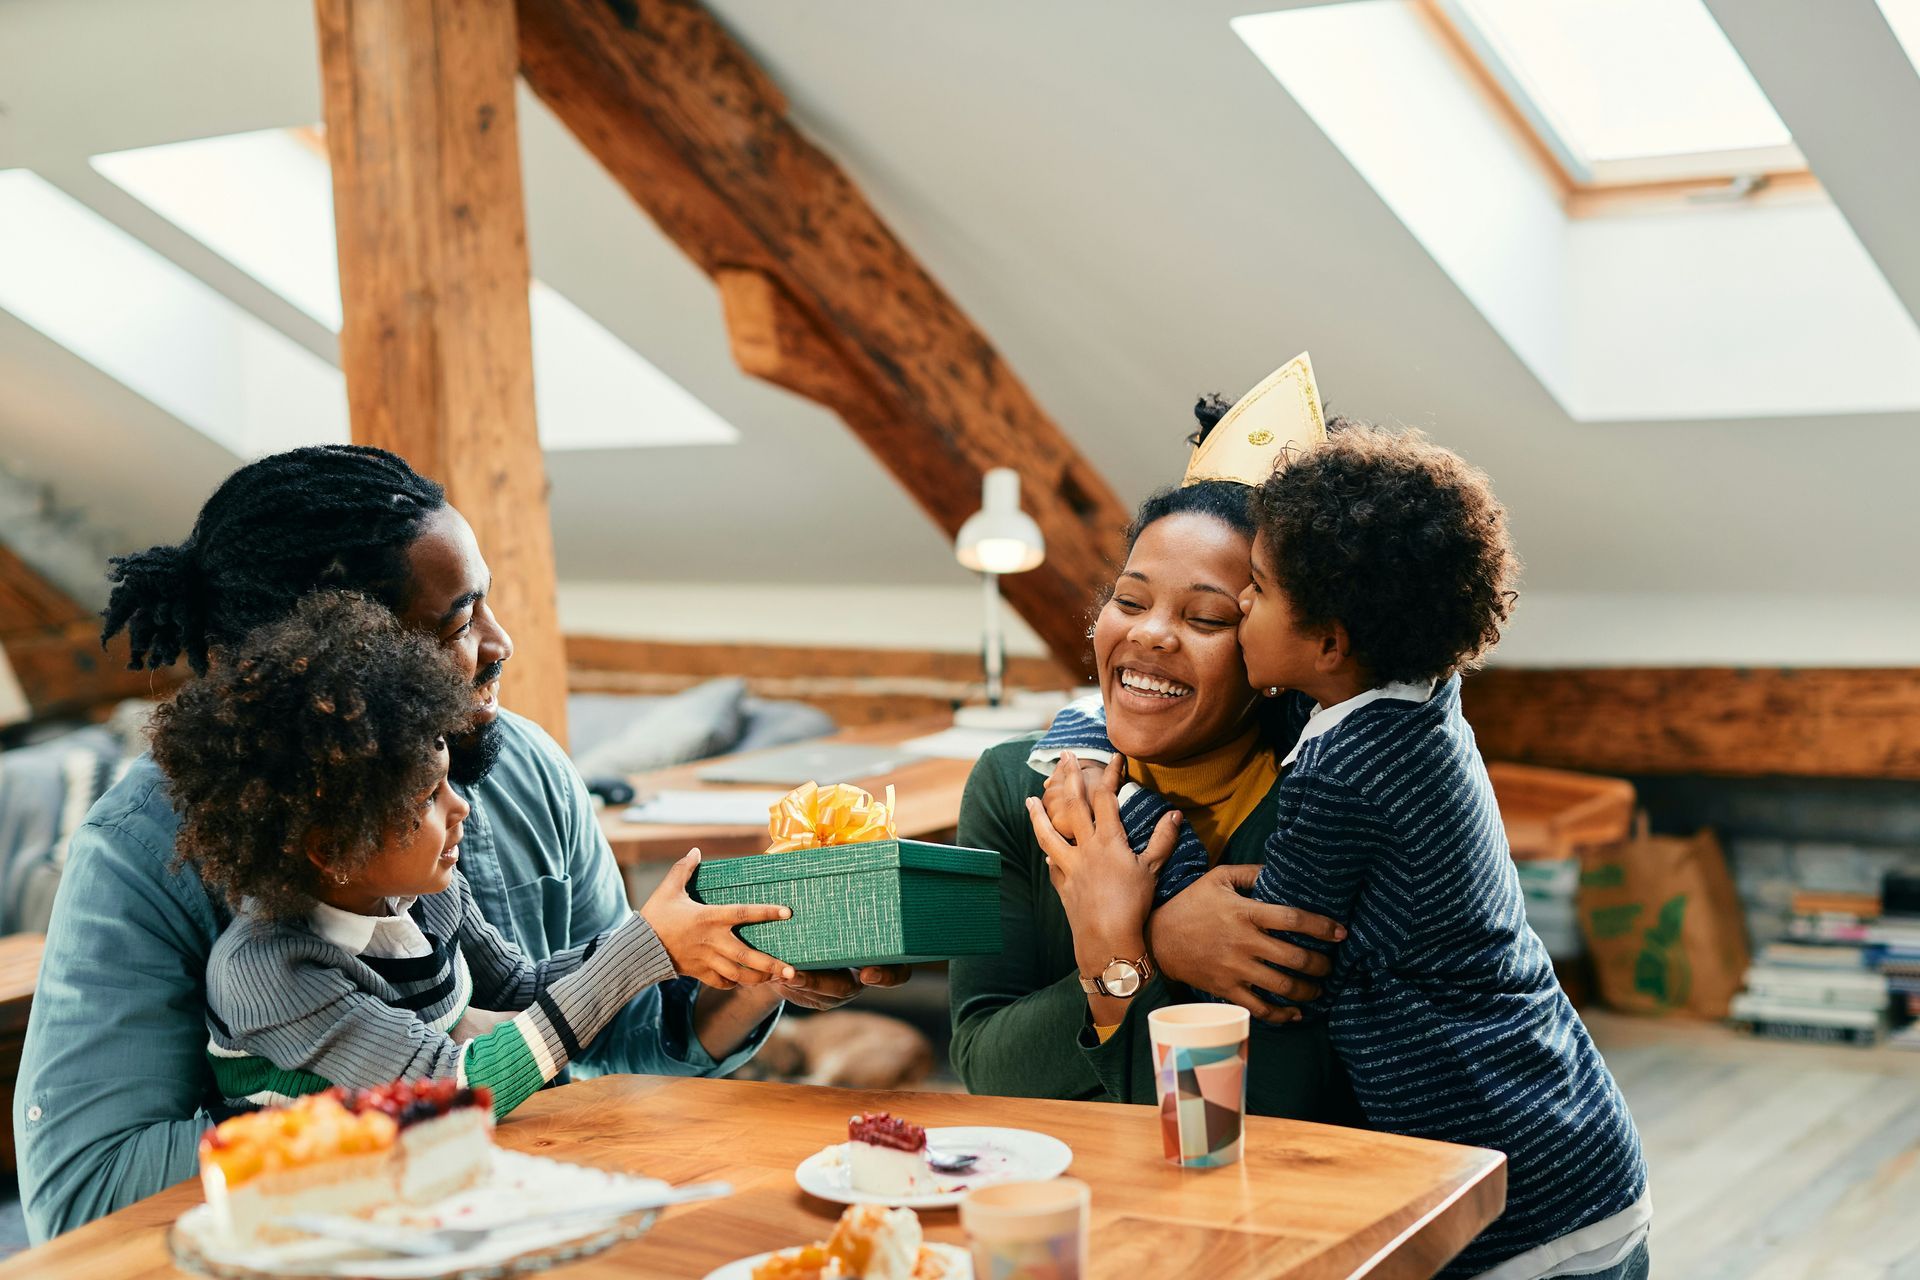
(948, 399), (1357, 1123)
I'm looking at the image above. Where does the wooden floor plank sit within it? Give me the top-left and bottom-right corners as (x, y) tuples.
(1586, 1012), (1920, 1280)
(1660, 1085), (1915, 1276)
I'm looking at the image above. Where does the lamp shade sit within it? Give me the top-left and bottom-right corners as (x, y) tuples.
(955, 468), (1045, 574)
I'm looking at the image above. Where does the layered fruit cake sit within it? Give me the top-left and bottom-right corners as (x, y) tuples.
(846, 1112), (934, 1199)
(342, 1078), (497, 1203)
(752, 1204), (948, 1280)
(199, 1079), (495, 1243)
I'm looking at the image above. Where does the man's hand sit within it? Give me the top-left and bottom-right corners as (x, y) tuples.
(689, 966), (913, 1059)
(772, 966), (913, 1011)
(1149, 863), (1346, 1023)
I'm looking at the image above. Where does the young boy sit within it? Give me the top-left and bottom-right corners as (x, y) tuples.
(1032, 427), (1648, 1280)
(151, 591), (795, 1118)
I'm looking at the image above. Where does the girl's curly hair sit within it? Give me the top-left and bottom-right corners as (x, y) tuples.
(1251, 424), (1520, 685)
(149, 590), (474, 918)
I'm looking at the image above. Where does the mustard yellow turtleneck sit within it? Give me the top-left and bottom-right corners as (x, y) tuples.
(1124, 721), (1280, 862)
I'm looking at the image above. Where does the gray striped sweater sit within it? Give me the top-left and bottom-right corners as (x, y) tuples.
(205, 871), (675, 1117)
(1034, 679), (1646, 1277)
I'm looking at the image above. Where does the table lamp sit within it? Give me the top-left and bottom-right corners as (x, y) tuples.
(955, 468), (1044, 708)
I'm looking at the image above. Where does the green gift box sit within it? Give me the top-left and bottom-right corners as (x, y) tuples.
(690, 839), (1002, 968)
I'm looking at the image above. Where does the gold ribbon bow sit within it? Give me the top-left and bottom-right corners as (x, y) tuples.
(767, 781), (899, 853)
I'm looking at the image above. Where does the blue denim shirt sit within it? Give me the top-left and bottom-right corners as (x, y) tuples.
(14, 710), (772, 1241)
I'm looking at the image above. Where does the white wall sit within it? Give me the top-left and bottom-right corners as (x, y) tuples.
(563, 581), (1920, 669)
(1497, 593), (1920, 667)
(559, 580), (1051, 657)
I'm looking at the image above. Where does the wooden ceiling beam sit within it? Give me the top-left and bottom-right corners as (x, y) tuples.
(316, 0), (569, 742)
(516, 0), (1128, 677)
(715, 268), (978, 535)
(1463, 667), (1920, 780)
(0, 545), (176, 721)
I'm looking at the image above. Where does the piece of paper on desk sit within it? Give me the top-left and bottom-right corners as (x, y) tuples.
(899, 725), (1024, 761)
(621, 790), (789, 826)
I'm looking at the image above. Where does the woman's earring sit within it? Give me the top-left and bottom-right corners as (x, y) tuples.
(1084, 625), (1096, 640)
(1263, 687), (1280, 698)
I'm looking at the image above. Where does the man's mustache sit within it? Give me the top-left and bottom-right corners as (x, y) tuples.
(474, 660), (506, 689)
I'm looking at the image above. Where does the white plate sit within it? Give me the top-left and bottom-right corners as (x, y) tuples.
(703, 1241), (971, 1280)
(168, 1150), (667, 1280)
(795, 1128), (1073, 1210)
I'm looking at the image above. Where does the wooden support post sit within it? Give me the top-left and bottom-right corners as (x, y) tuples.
(517, 0), (1130, 678)
(316, 0), (569, 742)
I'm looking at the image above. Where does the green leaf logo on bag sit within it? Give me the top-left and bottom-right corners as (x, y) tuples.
(1588, 903), (1642, 940)
(1632, 894), (1692, 1008)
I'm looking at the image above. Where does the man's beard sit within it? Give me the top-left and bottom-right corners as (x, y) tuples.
(448, 716), (504, 787)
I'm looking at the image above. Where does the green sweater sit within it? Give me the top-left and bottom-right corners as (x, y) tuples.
(949, 736), (1359, 1123)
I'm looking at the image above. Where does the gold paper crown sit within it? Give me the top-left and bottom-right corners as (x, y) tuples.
(1181, 351), (1326, 487)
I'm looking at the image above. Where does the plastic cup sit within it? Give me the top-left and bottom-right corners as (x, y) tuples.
(959, 1178), (1089, 1280)
(1148, 1003), (1251, 1168)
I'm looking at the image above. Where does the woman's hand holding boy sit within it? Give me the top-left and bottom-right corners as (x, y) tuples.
(1149, 866), (1342, 1023)
(1033, 750), (1348, 1024)
(1026, 753), (1180, 977)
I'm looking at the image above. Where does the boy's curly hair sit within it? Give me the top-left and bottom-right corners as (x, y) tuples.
(148, 590), (474, 918)
(1252, 424), (1519, 685)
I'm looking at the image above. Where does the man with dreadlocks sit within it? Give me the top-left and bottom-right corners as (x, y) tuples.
(15, 445), (909, 1241)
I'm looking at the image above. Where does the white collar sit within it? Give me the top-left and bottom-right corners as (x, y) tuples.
(1281, 680), (1436, 767)
(308, 896), (423, 957)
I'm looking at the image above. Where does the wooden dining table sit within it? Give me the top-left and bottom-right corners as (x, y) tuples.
(1, 1075), (1505, 1280)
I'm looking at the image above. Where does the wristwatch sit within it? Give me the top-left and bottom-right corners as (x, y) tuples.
(1079, 953), (1154, 999)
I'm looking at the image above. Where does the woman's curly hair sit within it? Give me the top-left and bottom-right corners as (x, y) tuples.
(149, 591), (474, 918)
(1251, 424), (1519, 685)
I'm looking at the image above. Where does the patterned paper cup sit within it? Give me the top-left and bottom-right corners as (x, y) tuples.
(1149, 1003), (1251, 1168)
(960, 1178), (1089, 1280)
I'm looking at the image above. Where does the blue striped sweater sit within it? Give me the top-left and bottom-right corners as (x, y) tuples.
(1033, 679), (1646, 1277)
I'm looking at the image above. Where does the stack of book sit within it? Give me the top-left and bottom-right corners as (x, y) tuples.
(1515, 856), (1583, 961)
(1733, 879), (1920, 1048)
(1732, 890), (1892, 1046)
(1882, 875), (1920, 1052)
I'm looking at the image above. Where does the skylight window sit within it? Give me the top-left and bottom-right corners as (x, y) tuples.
(1879, 0), (1920, 75)
(91, 129), (738, 451)
(1434, 0), (1804, 186)
(1230, 2), (1920, 421)
(92, 130), (344, 328)
(0, 169), (348, 458)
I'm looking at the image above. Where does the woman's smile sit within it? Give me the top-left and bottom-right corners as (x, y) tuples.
(1114, 664), (1196, 704)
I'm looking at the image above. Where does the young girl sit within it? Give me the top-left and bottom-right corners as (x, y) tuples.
(1032, 427), (1648, 1280)
(152, 591), (795, 1117)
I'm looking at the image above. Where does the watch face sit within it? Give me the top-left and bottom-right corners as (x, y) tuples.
(1101, 959), (1143, 998)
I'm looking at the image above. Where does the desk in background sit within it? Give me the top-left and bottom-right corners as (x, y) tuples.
(0, 932), (44, 1171)
(599, 717), (980, 867)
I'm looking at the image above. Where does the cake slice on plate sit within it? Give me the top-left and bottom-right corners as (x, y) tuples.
(342, 1078), (496, 1202)
(198, 1092), (399, 1245)
(846, 1112), (934, 1200)
(198, 1079), (495, 1245)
